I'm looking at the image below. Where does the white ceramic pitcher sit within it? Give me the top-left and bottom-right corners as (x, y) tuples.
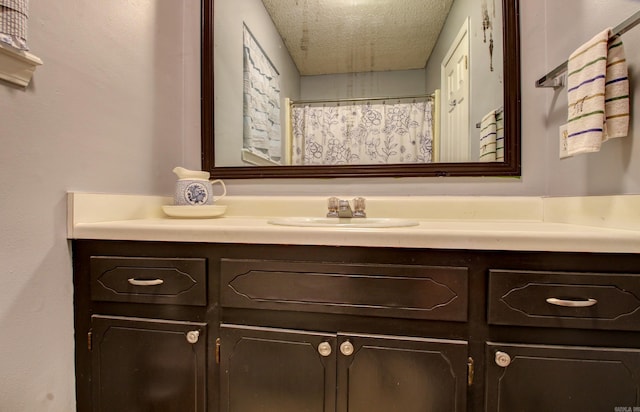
(173, 167), (226, 206)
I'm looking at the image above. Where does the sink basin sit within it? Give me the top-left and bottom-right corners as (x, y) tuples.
(267, 217), (420, 228)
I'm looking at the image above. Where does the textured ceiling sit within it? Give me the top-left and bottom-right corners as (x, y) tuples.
(261, 0), (454, 76)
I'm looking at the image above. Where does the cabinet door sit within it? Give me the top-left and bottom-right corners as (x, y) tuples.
(220, 324), (336, 412)
(486, 342), (640, 411)
(91, 315), (207, 412)
(337, 333), (468, 412)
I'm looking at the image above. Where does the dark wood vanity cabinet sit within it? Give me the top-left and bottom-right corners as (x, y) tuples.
(218, 257), (470, 412)
(485, 268), (640, 411)
(485, 342), (640, 411)
(73, 240), (640, 412)
(219, 325), (336, 412)
(73, 242), (213, 412)
(90, 315), (207, 412)
(219, 324), (468, 412)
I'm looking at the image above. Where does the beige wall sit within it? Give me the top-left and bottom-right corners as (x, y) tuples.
(1, 0), (639, 410)
(0, 1), (200, 410)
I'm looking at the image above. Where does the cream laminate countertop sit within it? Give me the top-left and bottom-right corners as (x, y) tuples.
(67, 193), (640, 253)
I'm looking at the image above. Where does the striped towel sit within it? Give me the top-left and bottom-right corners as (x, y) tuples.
(566, 28), (629, 156)
(603, 34), (629, 142)
(479, 110), (497, 162)
(496, 109), (505, 161)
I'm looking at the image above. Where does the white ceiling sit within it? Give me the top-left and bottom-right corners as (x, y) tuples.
(261, 0), (454, 76)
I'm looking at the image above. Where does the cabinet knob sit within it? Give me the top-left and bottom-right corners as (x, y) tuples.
(340, 340), (354, 356)
(495, 351), (511, 367)
(317, 342), (332, 357)
(186, 330), (200, 344)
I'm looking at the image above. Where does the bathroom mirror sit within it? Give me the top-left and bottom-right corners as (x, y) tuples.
(201, 0), (520, 178)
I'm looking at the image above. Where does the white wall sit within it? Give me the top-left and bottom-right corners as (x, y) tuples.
(2, 1), (640, 410)
(539, 0), (640, 196)
(300, 69), (427, 100)
(0, 1), (200, 410)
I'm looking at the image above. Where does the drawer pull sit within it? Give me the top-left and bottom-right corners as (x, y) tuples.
(127, 278), (164, 286)
(546, 297), (598, 307)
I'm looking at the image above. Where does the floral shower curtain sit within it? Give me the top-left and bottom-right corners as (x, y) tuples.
(291, 99), (434, 165)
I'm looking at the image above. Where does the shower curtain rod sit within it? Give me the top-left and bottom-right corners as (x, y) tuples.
(289, 93), (435, 106)
(535, 9), (640, 88)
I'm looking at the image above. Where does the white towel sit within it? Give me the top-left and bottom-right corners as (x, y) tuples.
(566, 28), (629, 156)
(495, 110), (505, 162)
(479, 110), (497, 162)
(603, 34), (630, 142)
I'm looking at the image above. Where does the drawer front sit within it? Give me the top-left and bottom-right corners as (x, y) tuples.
(90, 256), (207, 305)
(488, 269), (640, 331)
(221, 259), (468, 321)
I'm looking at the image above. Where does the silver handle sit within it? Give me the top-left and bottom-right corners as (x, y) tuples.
(318, 342), (332, 357)
(186, 330), (200, 344)
(327, 197), (339, 217)
(127, 278), (164, 286)
(352, 197), (366, 217)
(495, 351), (511, 367)
(546, 297), (598, 307)
(327, 197), (339, 209)
(340, 340), (354, 356)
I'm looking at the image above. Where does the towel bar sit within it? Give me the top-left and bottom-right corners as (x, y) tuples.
(535, 9), (640, 89)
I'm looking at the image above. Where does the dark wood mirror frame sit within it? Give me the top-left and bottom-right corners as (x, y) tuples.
(201, 0), (520, 179)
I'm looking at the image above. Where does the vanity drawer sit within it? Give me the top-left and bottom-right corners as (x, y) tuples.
(90, 256), (207, 306)
(220, 259), (468, 321)
(488, 269), (640, 331)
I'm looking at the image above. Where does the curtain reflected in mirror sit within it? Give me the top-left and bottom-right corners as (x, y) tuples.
(289, 96), (436, 165)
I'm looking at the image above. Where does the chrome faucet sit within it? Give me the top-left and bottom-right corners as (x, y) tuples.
(327, 197), (366, 218)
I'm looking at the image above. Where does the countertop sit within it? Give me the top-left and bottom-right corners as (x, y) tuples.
(67, 193), (640, 253)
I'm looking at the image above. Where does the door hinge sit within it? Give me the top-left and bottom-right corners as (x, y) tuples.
(215, 337), (221, 364)
(467, 356), (474, 386)
(87, 331), (92, 352)
(465, 55), (468, 70)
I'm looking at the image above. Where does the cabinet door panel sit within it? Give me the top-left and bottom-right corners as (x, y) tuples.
(91, 315), (207, 412)
(486, 342), (640, 411)
(220, 324), (336, 412)
(337, 334), (468, 412)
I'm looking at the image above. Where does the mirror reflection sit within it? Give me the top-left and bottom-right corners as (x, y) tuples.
(213, 0), (506, 168)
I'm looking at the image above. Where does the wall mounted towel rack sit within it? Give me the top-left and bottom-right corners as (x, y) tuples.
(535, 9), (640, 89)
(475, 107), (504, 128)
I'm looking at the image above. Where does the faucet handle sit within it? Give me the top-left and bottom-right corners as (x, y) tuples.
(352, 197), (366, 217)
(327, 197), (339, 217)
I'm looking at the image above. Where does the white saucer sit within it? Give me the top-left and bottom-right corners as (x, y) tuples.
(162, 205), (227, 218)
